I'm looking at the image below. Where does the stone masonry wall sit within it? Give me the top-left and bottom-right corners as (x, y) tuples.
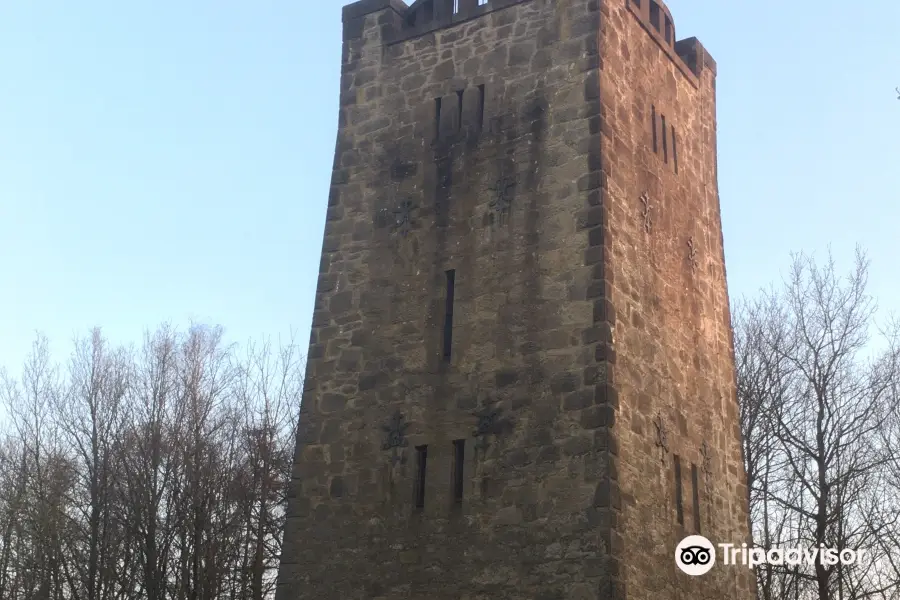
(598, 0), (755, 597)
(276, 1), (619, 598)
(276, 0), (754, 598)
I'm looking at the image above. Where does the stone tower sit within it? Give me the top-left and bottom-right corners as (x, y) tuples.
(276, 0), (755, 598)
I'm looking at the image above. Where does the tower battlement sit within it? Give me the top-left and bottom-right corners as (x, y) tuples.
(343, 0), (716, 80)
(343, 0), (533, 44)
(625, 0), (716, 83)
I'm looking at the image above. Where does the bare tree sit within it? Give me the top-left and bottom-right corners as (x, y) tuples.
(115, 324), (186, 600)
(1, 335), (72, 600)
(0, 324), (304, 600)
(230, 336), (303, 600)
(54, 328), (130, 600)
(736, 249), (900, 600)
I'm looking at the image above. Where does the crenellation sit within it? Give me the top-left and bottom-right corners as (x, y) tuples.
(395, 0), (531, 44)
(675, 36), (717, 77)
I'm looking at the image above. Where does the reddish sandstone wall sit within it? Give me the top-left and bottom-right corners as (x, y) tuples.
(599, 0), (754, 596)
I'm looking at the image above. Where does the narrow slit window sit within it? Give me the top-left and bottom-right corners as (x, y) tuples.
(661, 115), (668, 163)
(691, 463), (701, 533)
(414, 445), (428, 509)
(434, 97), (442, 140)
(651, 105), (658, 153)
(674, 455), (684, 525)
(443, 269), (456, 361)
(453, 0), (459, 14)
(477, 84), (486, 132)
(452, 440), (465, 503)
(423, 0), (434, 23)
(457, 89), (464, 132)
(671, 125), (678, 173)
(664, 17), (672, 44)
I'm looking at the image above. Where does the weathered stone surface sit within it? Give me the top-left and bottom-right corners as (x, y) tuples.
(276, 0), (754, 599)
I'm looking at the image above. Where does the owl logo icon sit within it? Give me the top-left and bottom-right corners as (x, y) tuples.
(676, 535), (716, 576)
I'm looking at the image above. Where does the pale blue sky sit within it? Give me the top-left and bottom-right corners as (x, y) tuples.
(1, 0), (898, 376)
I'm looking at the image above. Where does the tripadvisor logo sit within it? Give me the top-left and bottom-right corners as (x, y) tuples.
(675, 535), (867, 575)
(676, 535), (716, 576)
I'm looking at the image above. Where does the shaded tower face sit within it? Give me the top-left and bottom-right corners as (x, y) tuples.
(277, 0), (755, 598)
